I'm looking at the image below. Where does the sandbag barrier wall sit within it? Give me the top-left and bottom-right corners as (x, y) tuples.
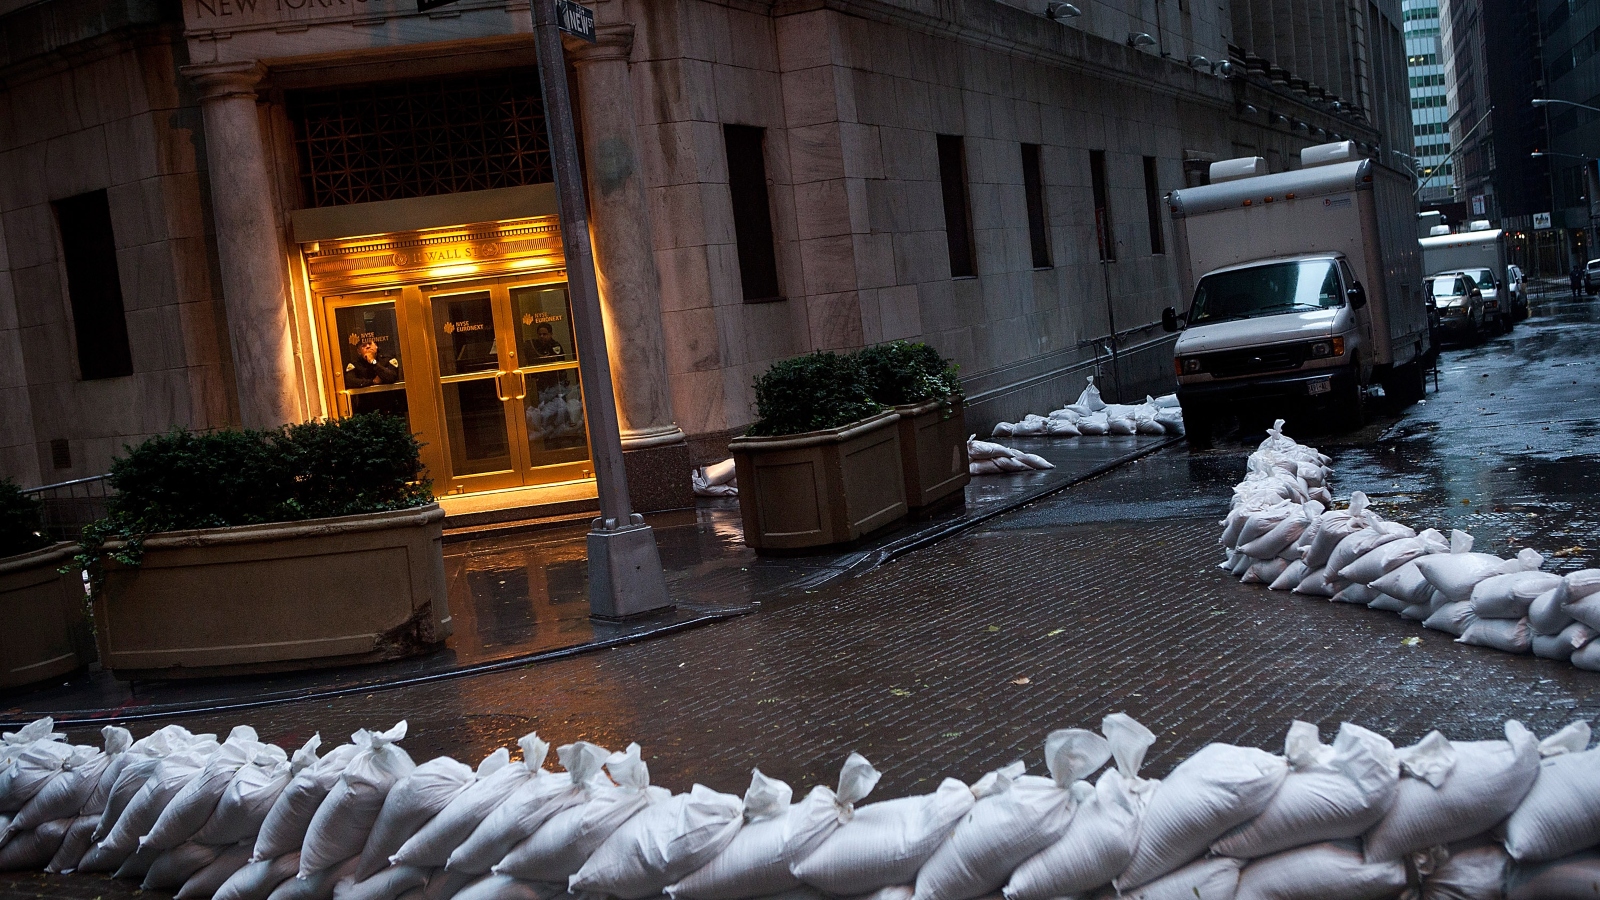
(0, 710), (1597, 900)
(1219, 421), (1600, 672)
(988, 378), (1185, 441)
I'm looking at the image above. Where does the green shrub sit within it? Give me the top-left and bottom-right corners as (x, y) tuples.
(81, 414), (432, 571)
(855, 341), (962, 406)
(747, 351), (883, 437)
(0, 479), (51, 559)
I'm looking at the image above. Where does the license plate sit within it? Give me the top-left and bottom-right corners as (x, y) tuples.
(1308, 379), (1332, 396)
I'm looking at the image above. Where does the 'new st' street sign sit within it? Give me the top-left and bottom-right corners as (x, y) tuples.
(555, 0), (595, 41)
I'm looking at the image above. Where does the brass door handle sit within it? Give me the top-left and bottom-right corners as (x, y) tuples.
(513, 371), (528, 400)
(494, 372), (512, 402)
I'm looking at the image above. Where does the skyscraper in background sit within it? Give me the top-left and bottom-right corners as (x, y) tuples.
(1406, 0), (1455, 207)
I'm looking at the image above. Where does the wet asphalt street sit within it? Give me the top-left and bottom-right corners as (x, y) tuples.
(7, 289), (1600, 898)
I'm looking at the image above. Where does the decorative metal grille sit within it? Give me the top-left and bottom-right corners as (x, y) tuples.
(289, 69), (553, 208)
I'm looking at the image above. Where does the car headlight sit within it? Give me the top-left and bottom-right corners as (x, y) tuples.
(1307, 337), (1346, 359)
(1175, 357), (1203, 375)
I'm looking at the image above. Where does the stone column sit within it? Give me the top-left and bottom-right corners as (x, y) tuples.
(568, 25), (693, 511)
(183, 61), (303, 429)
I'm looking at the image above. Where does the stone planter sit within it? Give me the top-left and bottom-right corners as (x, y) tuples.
(894, 397), (971, 510)
(0, 543), (94, 690)
(95, 504), (451, 680)
(729, 411), (908, 551)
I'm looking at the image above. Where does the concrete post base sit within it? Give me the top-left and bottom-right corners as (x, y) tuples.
(587, 517), (674, 620)
(623, 441), (695, 512)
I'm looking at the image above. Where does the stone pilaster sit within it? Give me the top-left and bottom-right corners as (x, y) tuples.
(183, 61), (303, 429)
(569, 25), (693, 511)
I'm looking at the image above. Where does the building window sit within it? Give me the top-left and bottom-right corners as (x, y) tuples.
(53, 190), (133, 381)
(1143, 156), (1165, 255)
(1090, 149), (1115, 262)
(1020, 143), (1051, 269)
(288, 70), (552, 208)
(723, 125), (781, 302)
(937, 135), (976, 277)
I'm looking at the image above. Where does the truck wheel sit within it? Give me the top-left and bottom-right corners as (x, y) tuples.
(1335, 382), (1366, 432)
(1184, 405), (1212, 449)
(1383, 361), (1426, 407)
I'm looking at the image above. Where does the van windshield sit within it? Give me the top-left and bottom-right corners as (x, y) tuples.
(1189, 259), (1344, 325)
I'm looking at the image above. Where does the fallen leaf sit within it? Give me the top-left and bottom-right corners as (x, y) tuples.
(1552, 546), (1586, 558)
(1401, 637), (1421, 647)
(889, 688), (911, 697)
(1047, 628), (1065, 637)
(1011, 676), (1032, 685)
(942, 732), (961, 738)
(986, 625), (1001, 633)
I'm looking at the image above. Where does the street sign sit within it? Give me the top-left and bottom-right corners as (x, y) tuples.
(556, 0), (595, 42)
(1471, 194), (1486, 216)
(1534, 212), (1553, 230)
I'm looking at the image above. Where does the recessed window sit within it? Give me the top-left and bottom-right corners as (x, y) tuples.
(1021, 143), (1051, 268)
(1090, 150), (1115, 262)
(937, 135), (976, 277)
(723, 125), (781, 302)
(53, 190), (133, 380)
(1143, 156), (1165, 255)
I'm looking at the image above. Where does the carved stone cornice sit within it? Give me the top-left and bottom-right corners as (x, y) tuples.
(566, 24), (634, 65)
(180, 59), (267, 101)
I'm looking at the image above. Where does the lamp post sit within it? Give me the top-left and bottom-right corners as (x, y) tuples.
(530, 0), (672, 620)
(1532, 149), (1600, 262)
(1532, 98), (1600, 114)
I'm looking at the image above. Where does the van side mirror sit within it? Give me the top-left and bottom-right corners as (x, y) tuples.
(1161, 307), (1181, 333)
(1347, 282), (1368, 310)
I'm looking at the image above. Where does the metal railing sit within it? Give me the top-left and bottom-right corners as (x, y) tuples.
(22, 475), (112, 542)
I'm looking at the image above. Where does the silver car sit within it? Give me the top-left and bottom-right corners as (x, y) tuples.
(1428, 272), (1486, 342)
(1460, 267), (1511, 333)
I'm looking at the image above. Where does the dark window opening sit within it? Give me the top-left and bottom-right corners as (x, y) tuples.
(723, 125), (781, 302)
(937, 135), (976, 277)
(1021, 143), (1051, 268)
(54, 190), (133, 380)
(1143, 156), (1165, 255)
(50, 439), (71, 471)
(1090, 150), (1115, 262)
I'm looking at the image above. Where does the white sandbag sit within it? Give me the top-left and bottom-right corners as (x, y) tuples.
(1339, 528), (1446, 585)
(450, 873), (554, 900)
(10, 744), (105, 834)
(1234, 841), (1406, 900)
(446, 741), (609, 878)
(1423, 601), (1478, 637)
(1528, 585), (1572, 636)
(356, 756), (476, 879)
(392, 735), (543, 869)
(301, 722), (416, 878)
(1153, 407), (1185, 435)
(1074, 376), (1107, 413)
(80, 726), (134, 819)
(1421, 840), (1509, 900)
(914, 729), (1111, 900)
(1044, 418), (1081, 437)
(0, 739), (74, 814)
(1015, 453), (1053, 470)
(1119, 856), (1241, 900)
(1010, 415), (1047, 437)
(1363, 722), (1540, 861)
(968, 459), (1003, 476)
(1532, 622), (1594, 661)
(776, 753), (881, 873)
(332, 863), (430, 900)
(1116, 742), (1287, 890)
(1301, 493), (1373, 570)
(569, 782), (743, 899)
(254, 736), (353, 863)
(90, 738), (220, 870)
(989, 422), (1015, 438)
(94, 725), (198, 844)
(1331, 583), (1381, 605)
(144, 840), (224, 891)
(1106, 415), (1137, 435)
(1563, 591), (1600, 632)
(1077, 413), (1110, 435)
(667, 770), (797, 900)
(1292, 566), (1348, 599)
(0, 719), (64, 760)
(1242, 558), (1290, 585)
(177, 840), (255, 899)
(218, 852), (302, 900)
(1239, 502), (1321, 561)
(1458, 617), (1532, 653)
(1268, 560), (1310, 592)
(1213, 722), (1397, 859)
(1229, 552), (1255, 578)
(270, 856), (360, 900)
(1473, 570), (1564, 620)
(1505, 850), (1600, 899)
(1413, 533), (1520, 604)
(1233, 501), (1298, 553)
(1327, 521), (1414, 580)
(0, 817), (72, 871)
(1371, 561), (1438, 608)
(1574, 640), (1600, 671)
(1004, 715), (1157, 900)
(46, 813), (99, 873)
(144, 726), (276, 851)
(194, 751), (296, 846)
(113, 843), (161, 880)
(493, 743), (666, 883)
(1566, 569), (1600, 599)
(1367, 593), (1408, 613)
(790, 777), (974, 895)
(1503, 746), (1600, 861)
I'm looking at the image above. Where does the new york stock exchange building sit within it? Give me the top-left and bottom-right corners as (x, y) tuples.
(0, 0), (1407, 520)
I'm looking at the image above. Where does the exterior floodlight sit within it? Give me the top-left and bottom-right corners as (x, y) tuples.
(1330, 100), (1343, 111)
(1532, 99), (1548, 107)
(1045, 2), (1081, 19)
(1292, 119), (1310, 132)
(1188, 55), (1210, 69)
(1127, 32), (1156, 47)
(1272, 113), (1289, 125)
(1242, 104), (1259, 116)
(1213, 59), (1235, 77)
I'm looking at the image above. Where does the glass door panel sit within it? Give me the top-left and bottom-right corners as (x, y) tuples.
(329, 298), (412, 425)
(430, 290), (517, 479)
(509, 285), (592, 473)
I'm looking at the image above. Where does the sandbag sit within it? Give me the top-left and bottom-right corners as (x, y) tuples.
(94, 725), (199, 845)
(217, 852), (302, 900)
(144, 726), (275, 852)
(269, 856), (360, 900)
(1242, 558), (1291, 585)
(1116, 743), (1287, 889)
(1212, 722), (1397, 859)
(1527, 585), (1572, 636)
(254, 736), (353, 863)
(45, 813), (99, 874)
(1004, 715), (1157, 900)
(1238, 502), (1319, 560)
(1504, 745), (1600, 862)
(1505, 850), (1600, 900)
(1327, 521), (1414, 580)
(913, 729), (1111, 900)
(1372, 561), (1437, 608)
(1331, 583), (1381, 605)
(445, 741), (608, 877)
(1574, 640), (1600, 671)
(493, 743), (666, 882)
(194, 751), (296, 846)
(177, 840), (255, 899)
(1363, 722), (1540, 861)
(1118, 856), (1240, 900)
(1473, 571), (1564, 620)
(1423, 601), (1478, 637)
(1564, 591), (1600, 632)
(0, 740), (74, 815)
(1531, 622), (1594, 662)
(450, 873), (554, 900)
(1268, 561), (1310, 592)
(0, 818), (71, 871)
(1302, 493), (1373, 570)
(392, 735), (545, 869)
(1234, 841), (1406, 900)
(301, 722), (415, 878)
(12, 741), (114, 833)
(1414, 535), (1530, 604)
(79, 726), (135, 820)
(1367, 593), (1408, 613)
(88, 738), (220, 870)
(1421, 840), (1510, 900)
(143, 840), (223, 891)
(1339, 528), (1446, 586)
(569, 782), (744, 899)
(667, 770), (798, 900)
(790, 776), (974, 895)
(332, 863), (430, 900)
(1458, 617), (1532, 654)
(356, 756), (476, 879)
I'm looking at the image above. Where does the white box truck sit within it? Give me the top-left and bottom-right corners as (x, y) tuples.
(1161, 142), (1428, 445)
(1419, 224), (1522, 326)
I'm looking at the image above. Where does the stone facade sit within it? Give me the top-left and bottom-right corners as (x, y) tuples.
(0, 0), (1410, 512)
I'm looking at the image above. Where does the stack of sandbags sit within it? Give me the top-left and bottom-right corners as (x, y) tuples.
(967, 438), (1054, 476)
(991, 378), (1183, 439)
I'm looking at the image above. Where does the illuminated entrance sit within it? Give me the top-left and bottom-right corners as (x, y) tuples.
(303, 215), (593, 496)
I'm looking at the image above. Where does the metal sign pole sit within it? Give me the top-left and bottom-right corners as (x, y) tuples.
(531, 0), (671, 619)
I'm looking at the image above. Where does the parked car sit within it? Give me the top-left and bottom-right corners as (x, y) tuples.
(1460, 267), (1511, 333)
(1584, 259), (1600, 295)
(1506, 264), (1529, 320)
(1428, 272), (1485, 342)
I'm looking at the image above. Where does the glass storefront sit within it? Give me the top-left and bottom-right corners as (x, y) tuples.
(304, 216), (593, 496)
